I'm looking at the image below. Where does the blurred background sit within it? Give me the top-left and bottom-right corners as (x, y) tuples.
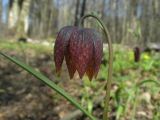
(0, 0), (160, 120)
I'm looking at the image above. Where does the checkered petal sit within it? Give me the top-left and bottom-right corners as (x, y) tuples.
(69, 28), (94, 78)
(86, 30), (103, 80)
(54, 26), (75, 74)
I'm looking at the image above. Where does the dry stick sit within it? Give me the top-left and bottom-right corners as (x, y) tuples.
(79, 14), (113, 120)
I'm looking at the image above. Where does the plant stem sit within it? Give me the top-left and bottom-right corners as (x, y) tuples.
(79, 14), (113, 120)
(131, 88), (139, 120)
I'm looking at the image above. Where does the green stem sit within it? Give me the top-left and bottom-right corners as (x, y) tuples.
(131, 88), (139, 120)
(79, 14), (113, 120)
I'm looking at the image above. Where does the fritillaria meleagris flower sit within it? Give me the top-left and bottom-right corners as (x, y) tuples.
(54, 26), (103, 80)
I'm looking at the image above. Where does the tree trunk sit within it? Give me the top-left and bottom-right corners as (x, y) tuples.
(17, 0), (31, 37)
(8, 0), (19, 28)
(121, 0), (128, 44)
(0, 0), (2, 23)
(115, 0), (119, 43)
(101, 0), (106, 19)
(74, 0), (80, 26)
(141, 0), (149, 47)
(80, 0), (86, 17)
(80, 0), (86, 26)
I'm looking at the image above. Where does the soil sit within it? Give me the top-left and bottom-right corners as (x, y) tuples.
(0, 52), (83, 120)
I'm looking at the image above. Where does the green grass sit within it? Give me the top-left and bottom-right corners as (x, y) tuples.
(82, 46), (160, 119)
(0, 40), (52, 54)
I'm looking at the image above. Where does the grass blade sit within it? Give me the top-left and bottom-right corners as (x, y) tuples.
(137, 79), (160, 87)
(0, 52), (96, 120)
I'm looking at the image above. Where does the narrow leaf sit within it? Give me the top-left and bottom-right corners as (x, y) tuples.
(0, 52), (96, 120)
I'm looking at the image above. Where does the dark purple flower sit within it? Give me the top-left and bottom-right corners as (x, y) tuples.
(134, 46), (141, 62)
(54, 26), (103, 80)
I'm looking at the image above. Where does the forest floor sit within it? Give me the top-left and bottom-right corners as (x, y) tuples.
(0, 41), (160, 120)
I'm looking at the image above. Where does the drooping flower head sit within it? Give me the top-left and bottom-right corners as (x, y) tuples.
(54, 26), (103, 80)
